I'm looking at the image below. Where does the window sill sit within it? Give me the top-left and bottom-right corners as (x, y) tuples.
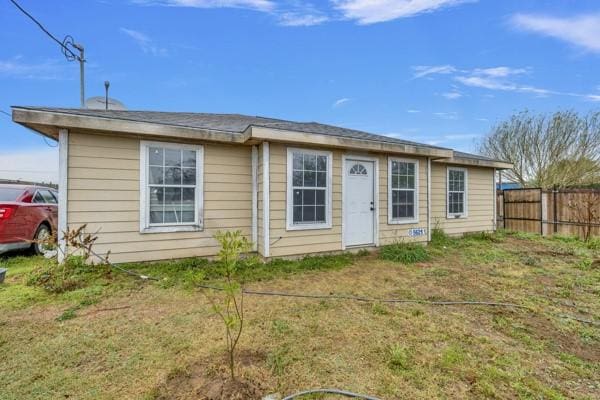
(446, 215), (468, 220)
(286, 222), (332, 231)
(388, 219), (419, 225)
(140, 225), (203, 234)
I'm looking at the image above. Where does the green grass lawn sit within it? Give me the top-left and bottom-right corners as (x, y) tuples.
(0, 231), (599, 399)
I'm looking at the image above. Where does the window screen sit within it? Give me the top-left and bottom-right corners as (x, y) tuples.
(447, 168), (466, 216)
(291, 151), (328, 225)
(390, 160), (417, 220)
(147, 146), (197, 225)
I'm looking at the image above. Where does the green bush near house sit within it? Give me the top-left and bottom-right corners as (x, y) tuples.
(429, 227), (457, 247)
(379, 242), (430, 264)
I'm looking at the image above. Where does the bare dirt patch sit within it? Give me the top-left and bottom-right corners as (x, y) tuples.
(155, 351), (272, 400)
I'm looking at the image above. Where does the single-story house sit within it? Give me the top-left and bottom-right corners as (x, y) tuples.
(12, 107), (512, 263)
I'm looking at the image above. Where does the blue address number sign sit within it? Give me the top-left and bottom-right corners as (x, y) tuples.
(408, 228), (427, 237)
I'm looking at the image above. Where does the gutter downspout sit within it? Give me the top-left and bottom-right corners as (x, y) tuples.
(58, 128), (69, 263)
(251, 145), (258, 252)
(427, 157), (432, 242)
(262, 142), (270, 258)
(493, 168), (497, 231)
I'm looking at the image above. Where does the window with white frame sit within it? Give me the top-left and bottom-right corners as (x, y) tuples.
(388, 158), (418, 223)
(140, 141), (203, 232)
(286, 148), (332, 230)
(447, 167), (467, 218)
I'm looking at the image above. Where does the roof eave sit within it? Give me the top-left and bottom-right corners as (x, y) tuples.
(434, 155), (513, 169)
(250, 126), (453, 158)
(11, 107), (248, 144)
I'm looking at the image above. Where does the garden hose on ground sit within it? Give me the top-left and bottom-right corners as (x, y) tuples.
(80, 250), (599, 327)
(280, 388), (382, 400)
(197, 284), (600, 326)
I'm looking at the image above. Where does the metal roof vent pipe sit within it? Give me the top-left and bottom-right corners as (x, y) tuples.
(104, 81), (110, 110)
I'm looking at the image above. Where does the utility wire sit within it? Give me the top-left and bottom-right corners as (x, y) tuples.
(2, 109), (58, 147)
(8, 0), (79, 60)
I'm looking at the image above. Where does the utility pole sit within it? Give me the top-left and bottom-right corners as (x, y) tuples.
(9, 0), (86, 107)
(73, 44), (85, 107)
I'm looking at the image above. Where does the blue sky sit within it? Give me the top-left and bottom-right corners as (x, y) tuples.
(1, 0), (600, 182)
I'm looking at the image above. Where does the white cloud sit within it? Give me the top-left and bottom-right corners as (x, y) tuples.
(406, 109), (421, 113)
(334, 0), (476, 24)
(472, 66), (528, 78)
(133, 0), (327, 27)
(333, 97), (351, 108)
(279, 13), (328, 26)
(132, 0), (275, 11)
(434, 111), (459, 120)
(120, 28), (168, 56)
(441, 91), (462, 99)
(278, 2), (329, 26)
(413, 64), (600, 101)
(0, 57), (68, 80)
(587, 94), (600, 102)
(412, 65), (456, 79)
(133, 0), (475, 26)
(454, 75), (552, 96)
(0, 148), (58, 183)
(511, 13), (600, 53)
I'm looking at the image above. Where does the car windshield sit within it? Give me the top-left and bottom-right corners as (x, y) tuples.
(0, 188), (24, 201)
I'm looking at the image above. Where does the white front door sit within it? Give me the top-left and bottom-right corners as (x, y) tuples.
(344, 159), (375, 247)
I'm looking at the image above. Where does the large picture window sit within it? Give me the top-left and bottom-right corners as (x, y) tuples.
(447, 167), (467, 218)
(140, 141), (203, 232)
(388, 158), (418, 224)
(286, 148), (332, 230)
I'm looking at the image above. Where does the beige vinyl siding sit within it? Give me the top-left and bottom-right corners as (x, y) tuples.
(268, 143), (343, 257)
(67, 131), (253, 263)
(431, 163), (494, 235)
(378, 155), (429, 245)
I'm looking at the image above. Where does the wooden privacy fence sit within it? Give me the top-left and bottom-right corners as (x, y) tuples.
(497, 188), (600, 239)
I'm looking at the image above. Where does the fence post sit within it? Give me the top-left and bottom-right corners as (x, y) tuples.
(553, 186), (558, 234)
(502, 190), (506, 230)
(539, 189), (544, 235)
(541, 190), (548, 236)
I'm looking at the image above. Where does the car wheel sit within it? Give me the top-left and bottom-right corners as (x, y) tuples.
(32, 224), (52, 256)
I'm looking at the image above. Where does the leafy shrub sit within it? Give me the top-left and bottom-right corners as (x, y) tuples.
(379, 242), (430, 264)
(206, 230), (251, 380)
(430, 227), (456, 248)
(26, 256), (94, 293)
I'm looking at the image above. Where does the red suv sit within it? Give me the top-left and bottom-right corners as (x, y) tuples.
(0, 184), (58, 255)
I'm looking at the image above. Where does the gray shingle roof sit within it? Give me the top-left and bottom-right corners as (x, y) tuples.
(453, 151), (506, 164)
(16, 107), (451, 151)
(15, 106), (509, 165)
